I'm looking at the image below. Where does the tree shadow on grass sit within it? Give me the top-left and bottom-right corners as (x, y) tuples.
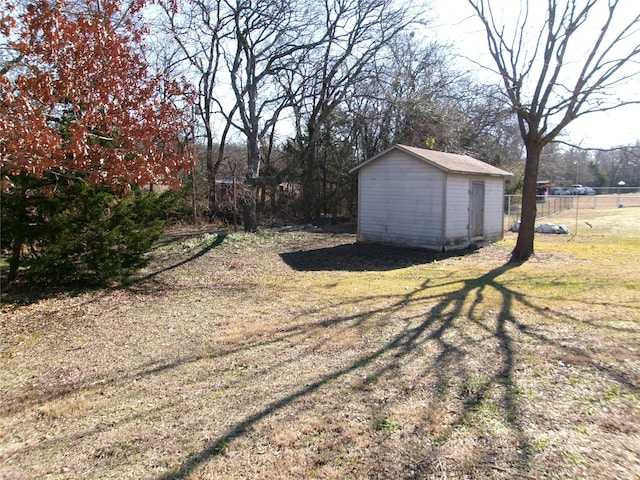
(0, 233), (231, 417)
(0, 232), (228, 305)
(126, 232), (227, 287)
(155, 261), (550, 479)
(7, 238), (636, 478)
(280, 241), (478, 272)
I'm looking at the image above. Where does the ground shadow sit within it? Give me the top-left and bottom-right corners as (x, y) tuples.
(156, 261), (549, 480)
(127, 233), (227, 286)
(9, 230), (633, 479)
(280, 241), (480, 272)
(0, 233), (227, 309)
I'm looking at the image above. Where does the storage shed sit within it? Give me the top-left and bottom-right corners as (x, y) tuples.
(349, 144), (513, 251)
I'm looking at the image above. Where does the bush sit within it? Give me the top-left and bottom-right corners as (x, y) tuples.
(1, 173), (177, 287)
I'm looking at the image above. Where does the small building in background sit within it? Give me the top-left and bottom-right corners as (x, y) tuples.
(349, 144), (513, 251)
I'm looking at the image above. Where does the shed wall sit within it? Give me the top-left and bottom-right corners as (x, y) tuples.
(357, 152), (445, 248)
(444, 175), (505, 247)
(444, 175), (471, 245)
(483, 176), (506, 241)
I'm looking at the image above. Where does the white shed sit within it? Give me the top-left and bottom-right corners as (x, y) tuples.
(349, 144), (513, 251)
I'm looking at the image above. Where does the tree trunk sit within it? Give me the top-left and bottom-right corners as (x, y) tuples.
(302, 155), (315, 220)
(301, 129), (317, 221)
(510, 142), (542, 262)
(242, 185), (259, 232)
(8, 236), (24, 285)
(7, 184), (28, 285)
(331, 171), (342, 224)
(232, 173), (238, 231)
(206, 135), (217, 216)
(242, 133), (261, 232)
(190, 170), (198, 223)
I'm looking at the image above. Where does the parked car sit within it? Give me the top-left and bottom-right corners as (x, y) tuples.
(569, 184), (586, 195)
(551, 187), (570, 195)
(584, 186), (596, 195)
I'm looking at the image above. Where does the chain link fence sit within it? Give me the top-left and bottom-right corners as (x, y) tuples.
(505, 190), (640, 229)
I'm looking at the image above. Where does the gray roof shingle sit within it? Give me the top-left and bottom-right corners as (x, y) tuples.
(349, 144), (513, 177)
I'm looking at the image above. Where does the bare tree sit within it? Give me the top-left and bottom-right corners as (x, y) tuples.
(281, 0), (422, 220)
(467, 0), (640, 261)
(158, 0), (240, 216)
(223, 0), (326, 231)
(595, 145), (640, 187)
(342, 34), (521, 170)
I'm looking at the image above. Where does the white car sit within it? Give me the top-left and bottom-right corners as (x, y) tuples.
(569, 184), (586, 195)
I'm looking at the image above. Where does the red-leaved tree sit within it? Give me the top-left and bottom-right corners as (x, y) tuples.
(0, 0), (193, 189)
(1, 0), (193, 285)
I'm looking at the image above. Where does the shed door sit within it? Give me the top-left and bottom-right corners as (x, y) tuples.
(469, 181), (485, 238)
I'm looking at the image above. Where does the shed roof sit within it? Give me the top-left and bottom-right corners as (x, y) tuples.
(349, 144), (513, 177)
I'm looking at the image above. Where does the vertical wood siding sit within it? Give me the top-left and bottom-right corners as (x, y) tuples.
(445, 175), (505, 245)
(444, 175), (470, 245)
(356, 152), (506, 249)
(483, 176), (506, 241)
(357, 152), (445, 248)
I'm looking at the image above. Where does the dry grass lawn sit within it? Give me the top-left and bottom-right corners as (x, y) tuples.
(1, 208), (639, 479)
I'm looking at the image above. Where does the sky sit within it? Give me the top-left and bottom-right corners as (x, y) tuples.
(429, 0), (640, 149)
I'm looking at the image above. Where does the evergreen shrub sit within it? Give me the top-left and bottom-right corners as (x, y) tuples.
(1, 173), (177, 287)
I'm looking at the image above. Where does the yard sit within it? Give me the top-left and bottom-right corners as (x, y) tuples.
(1, 208), (639, 479)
